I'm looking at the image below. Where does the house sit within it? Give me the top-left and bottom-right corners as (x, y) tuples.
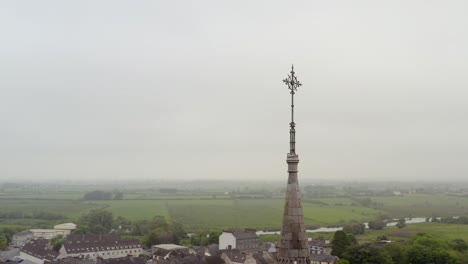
(219, 230), (259, 251)
(54, 223), (77, 232)
(98, 256), (146, 264)
(308, 240), (332, 255)
(19, 239), (59, 264)
(220, 250), (273, 264)
(12, 230), (34, 247)
(59, 234), (142, 261)
(50, 257), (95, 264)
(28, 223), (77, 240)
(151, 244), (189, 257)
(310, 254), (339, 264)
(29, 229), (69, 240)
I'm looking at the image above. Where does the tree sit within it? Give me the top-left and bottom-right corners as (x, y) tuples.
(51, 235), (64, 252)
(343, 223), (365, 235)
(344, 245), (392, 264)
(113, 191), (124, 200)
(331, 231), (351, 258)
(383, 243), (405, 264)
(0, 235), (7, 250)
(450, 239), (468, 252)
(368, 219), (386, 230)
(80, 210), (113, 233)
(83, 190), (113, 200)
(337, 260), (350, 264)
(395, 218), (406, 229)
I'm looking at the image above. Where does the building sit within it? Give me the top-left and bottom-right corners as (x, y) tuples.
(19, 239), (60, 264)
(59, 234), (142, 261)
(26, 222), (77, 240)
(310, 255), (338, 264)
(54, 223), (77, 232)
(152, 244), (189, 259)
(29, 229), (70, 240)
(277, 66), (310, 264)
(12, 230), (34, 247)
(98, 256), (146, 264)
(219, 230), (259, 251)
(308, 240), (332, 256)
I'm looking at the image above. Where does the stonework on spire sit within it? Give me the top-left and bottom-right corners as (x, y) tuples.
(277, 66), (310, 264)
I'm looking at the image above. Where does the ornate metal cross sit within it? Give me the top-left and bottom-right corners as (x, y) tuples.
(283, 65), (301, 153)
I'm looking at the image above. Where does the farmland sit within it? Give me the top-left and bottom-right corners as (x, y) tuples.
(2, 181), (468, 233)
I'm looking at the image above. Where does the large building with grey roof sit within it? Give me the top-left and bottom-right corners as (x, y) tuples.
(58, 234), (142, 261)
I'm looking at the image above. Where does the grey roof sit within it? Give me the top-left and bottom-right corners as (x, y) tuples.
(156, 256), (205, 264)
(221, 250), (246, 263)
(14, 230), (33, 237)
(50, 257), (95, 264)
(310, 254), (339, 263)
(308, 240), (330, 247)
(229, 230), (258, 240)
(20, 239), (59, 261)
(63, 234), (141, 254)
(101, 256), (146, 264)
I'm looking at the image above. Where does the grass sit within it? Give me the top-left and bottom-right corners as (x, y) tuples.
(2, 193), (468, 234)
(90, 200), (170, 221)
(0, 199), (101, 219)
(370, 194), (468, 218)
(166, 199), (382, 232)
(356, 222), (468, 244)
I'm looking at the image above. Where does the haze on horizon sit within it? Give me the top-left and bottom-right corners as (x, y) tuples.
(1, 1), (467, 182)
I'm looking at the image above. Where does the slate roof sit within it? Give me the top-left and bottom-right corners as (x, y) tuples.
(156, 256), (205, 264)
(100, 256), (146, 264)
(310, 254), (339, 263)
(50, 257), (95, 264)
(63, 234), (141, 254)
(229, 230), (258, 240)
(308, 240), (331, 248)
(221, 250), (246, 263)
(20, 239), (59, 261)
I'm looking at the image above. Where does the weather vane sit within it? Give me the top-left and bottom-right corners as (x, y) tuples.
(283, 65), (301, 154)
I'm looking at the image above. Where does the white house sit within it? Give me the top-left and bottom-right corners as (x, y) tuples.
(29, 229), (69, 240)
(219, 230), (259, 251)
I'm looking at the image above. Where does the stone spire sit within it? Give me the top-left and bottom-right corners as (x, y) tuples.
(277, 65), (310, 264)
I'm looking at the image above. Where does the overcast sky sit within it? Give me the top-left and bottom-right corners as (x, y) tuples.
(1, 1), (467, 182)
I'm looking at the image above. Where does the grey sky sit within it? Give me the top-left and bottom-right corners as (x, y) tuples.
(1, 1), (467, 182)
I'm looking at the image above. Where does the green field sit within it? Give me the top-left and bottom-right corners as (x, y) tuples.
(91, 200), (170, 221)
(1, 193), (468, 233)
(370, 194), (468, 217)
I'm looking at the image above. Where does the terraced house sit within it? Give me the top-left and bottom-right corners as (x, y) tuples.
(58, 234), (142, 261)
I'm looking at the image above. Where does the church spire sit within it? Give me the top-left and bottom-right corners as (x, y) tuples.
(277, 65), (310, 264)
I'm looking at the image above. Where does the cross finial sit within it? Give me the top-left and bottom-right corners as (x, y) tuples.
(283, 65), (301, 154)
(283, 64), (302, 95)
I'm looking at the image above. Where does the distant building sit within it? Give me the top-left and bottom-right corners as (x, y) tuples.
(54, 223), (77, 232)
(98, 256), (146, 264)
(151, 244), (189, 259)
(26, 222), (77, 240)
(219, 230), (259, 251)
(50, 257), (95, 264)
(29, 229), (69, 240)
(310, 254), (339, 264)
(59, 234), (142, 261)
(19, 239), (59, 264)
(308, 240), (332, 255)
(12, 230), (34, 248)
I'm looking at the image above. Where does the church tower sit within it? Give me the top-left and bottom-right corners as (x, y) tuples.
(277, 65), (310, 264)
